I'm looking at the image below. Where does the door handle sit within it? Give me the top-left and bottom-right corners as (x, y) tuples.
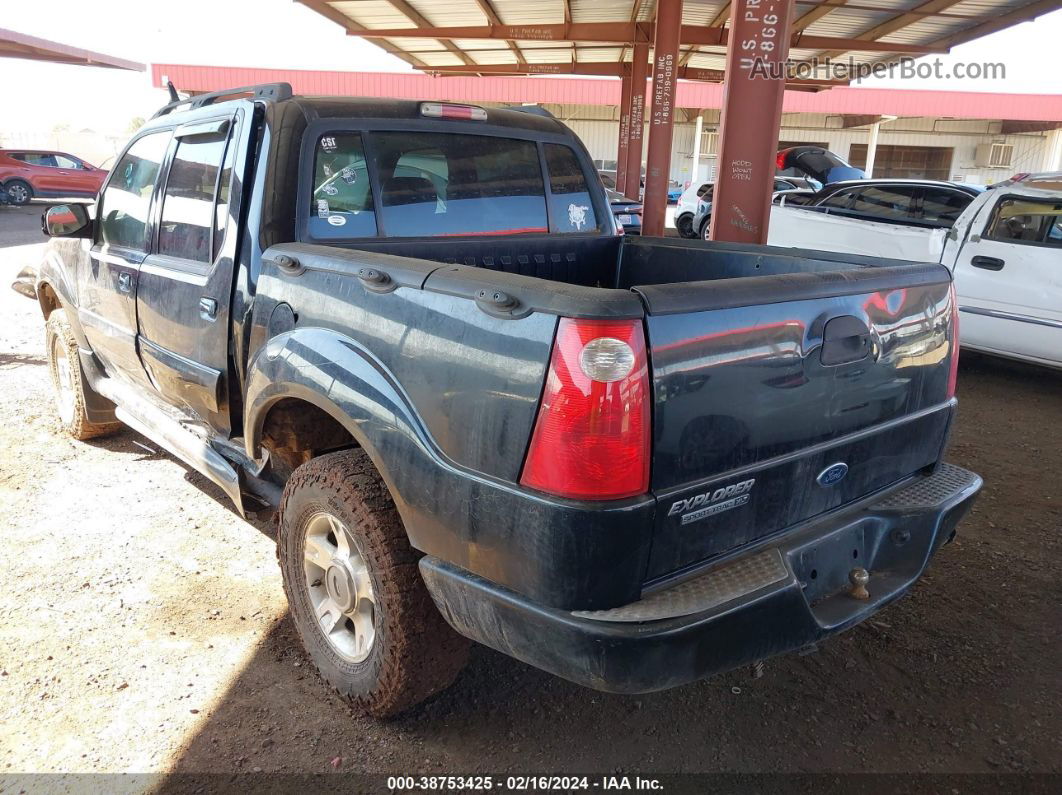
(117, 271), (132, 292)
(199, 297), (219, 320)
(971, 256), (1004, 271)
(821, 315), (872, 366)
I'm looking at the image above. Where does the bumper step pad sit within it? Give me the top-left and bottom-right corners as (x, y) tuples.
(572, 548), (788, 623)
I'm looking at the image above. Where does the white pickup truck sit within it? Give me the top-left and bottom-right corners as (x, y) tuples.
(769, 174), (1062, 369)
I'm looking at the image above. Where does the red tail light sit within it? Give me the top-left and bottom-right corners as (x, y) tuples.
(776, 150), (788, 171)
(947, 282), (960, 399)
(520, 318), (650, 500)
(419, 102), (487, 121)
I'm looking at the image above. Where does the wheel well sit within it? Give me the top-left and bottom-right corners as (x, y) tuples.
(260, 397), (357, 482)
(37, 282), (61, 319)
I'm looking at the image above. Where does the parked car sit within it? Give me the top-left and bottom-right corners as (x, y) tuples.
(606, 187), (642, 234)
(769, 174), (1060, 369)
(691, 177), (821, 239)
(0, 149), (107, 205)
(599, 169), (647, 200)
(776, 146), (864, 185)
(677, 176), (820, 238)
(674, 181), (712, 237)
(779, 179), (984, 230)
(16, 83), (979, 717)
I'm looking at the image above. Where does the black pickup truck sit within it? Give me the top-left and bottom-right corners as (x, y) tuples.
(20, 83), (980, 717)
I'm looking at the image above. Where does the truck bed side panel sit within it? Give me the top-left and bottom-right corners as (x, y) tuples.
(252, 244), (556, 482)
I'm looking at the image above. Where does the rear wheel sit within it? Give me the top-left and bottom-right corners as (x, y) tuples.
(6, 180), (32, 206)
(675, 213), (694, 238)
(277, 449), (469, 717)
(45, 312), (122, 440)
(701, 215), (713, 240)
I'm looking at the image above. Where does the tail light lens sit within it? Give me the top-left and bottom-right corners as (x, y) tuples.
(520, 318), (650, 500)
(419, 102), (487, 121)
(947, 282), (960, 399)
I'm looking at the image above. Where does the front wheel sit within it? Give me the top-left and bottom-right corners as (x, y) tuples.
(6, 180), (32, 206)
(701, 216), (713, 240)
(675, 213), (694, 238)
(277, 449), (469, 718)
(46, 312), (122, 440)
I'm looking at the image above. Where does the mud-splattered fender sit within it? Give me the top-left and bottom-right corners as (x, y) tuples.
(242, 326), (656, 611)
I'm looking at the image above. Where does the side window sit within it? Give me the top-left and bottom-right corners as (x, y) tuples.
(308, 133), (375, 239)
(98, 132), (170, 251)
(158, 129), (230, 263)
(984, 198), (1062, 247)
(544, 144), (599, 233)
(370, 131), (547, 237)
(817, 188), (859, 210)
(848, 186), (916, 221)
(54, 155), (81, 169)
(919, 188), (971, 227)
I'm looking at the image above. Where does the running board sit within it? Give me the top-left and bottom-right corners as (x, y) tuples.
(90, 376), (248, 517)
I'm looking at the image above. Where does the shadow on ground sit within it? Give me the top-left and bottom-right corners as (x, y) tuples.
(146, 348), (1062, 783)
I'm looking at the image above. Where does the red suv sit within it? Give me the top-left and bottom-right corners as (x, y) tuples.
(0, 149), (108, 205)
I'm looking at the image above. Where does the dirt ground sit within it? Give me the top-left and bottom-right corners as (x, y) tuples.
(0, 203), (1059, 785)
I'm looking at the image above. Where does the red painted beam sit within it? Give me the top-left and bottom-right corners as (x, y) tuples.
(616, 73), (633, 194)
(642, 0), (683, 237)
(425, 61), (847, 87)
(710, 0), (796, 244)
(348, 22), (945, 54)
(625, 43), (650, 201)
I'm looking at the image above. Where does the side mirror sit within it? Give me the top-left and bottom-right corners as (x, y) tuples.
(43, 204), (92, 238)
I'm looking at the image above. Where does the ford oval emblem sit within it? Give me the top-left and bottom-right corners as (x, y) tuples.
(817, 462), (849, 487)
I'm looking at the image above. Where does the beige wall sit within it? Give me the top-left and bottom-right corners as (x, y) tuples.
(554, 106), (1055, 187)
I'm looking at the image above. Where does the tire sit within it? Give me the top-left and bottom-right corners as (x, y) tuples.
(701, 215), (713, 240)
(278, 449), (470, 717)
(675, 212), (694, 238)
(45, 311), (123, 440)
(6, 180), (32, 206)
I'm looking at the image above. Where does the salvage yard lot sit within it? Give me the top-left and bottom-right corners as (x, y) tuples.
(0, 203), (1059, 779)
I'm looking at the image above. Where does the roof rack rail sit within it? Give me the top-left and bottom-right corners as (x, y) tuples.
(152, 82), (293, 118)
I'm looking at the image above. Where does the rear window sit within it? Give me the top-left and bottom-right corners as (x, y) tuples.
(544, 144), (599, 233)
(849, 186), (916, 221)
(309, 131), (552, 239)
(308, 133), (376, 239)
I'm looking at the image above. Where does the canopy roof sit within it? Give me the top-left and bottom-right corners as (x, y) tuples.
(296, 0), (1056, 84)
(0, 27), (144, 71)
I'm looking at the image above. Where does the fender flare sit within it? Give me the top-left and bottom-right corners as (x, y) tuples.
(36, 248), (91, 349)
(243, 326), (447, 506)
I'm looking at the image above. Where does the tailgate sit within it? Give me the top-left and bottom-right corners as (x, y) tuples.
(638, 264), (956, 579)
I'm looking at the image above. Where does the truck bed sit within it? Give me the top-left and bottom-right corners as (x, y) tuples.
(254, 234), (955, 599)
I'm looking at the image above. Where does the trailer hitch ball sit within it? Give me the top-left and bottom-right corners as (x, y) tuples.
(848, 567), (871, 601)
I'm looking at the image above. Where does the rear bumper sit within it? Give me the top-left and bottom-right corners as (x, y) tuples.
(420, 464), (981, 693)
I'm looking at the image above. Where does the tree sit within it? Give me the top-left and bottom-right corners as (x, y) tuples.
(127, 117), (146, 134)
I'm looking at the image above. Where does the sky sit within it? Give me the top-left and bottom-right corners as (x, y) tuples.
(1, 0), (1060, 135)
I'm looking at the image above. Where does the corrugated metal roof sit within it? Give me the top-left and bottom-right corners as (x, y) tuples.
(294, 0), (1056, 83)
